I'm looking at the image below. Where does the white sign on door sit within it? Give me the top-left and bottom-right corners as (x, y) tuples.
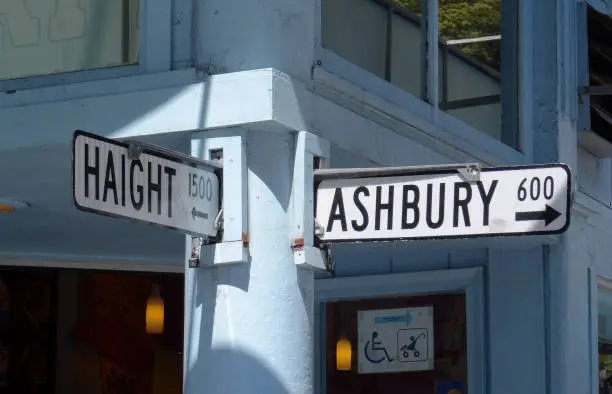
(357, 306), (434, 374)
(315, 163), (571, 242)
(72, 130), (220, 237)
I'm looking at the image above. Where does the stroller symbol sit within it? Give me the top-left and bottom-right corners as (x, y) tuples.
(400, 332), (426, 360)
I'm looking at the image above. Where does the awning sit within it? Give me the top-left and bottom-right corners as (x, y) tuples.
(588, 0), (612, 16)
(578, 3), (612, 155)
(587, 3), (612, 140)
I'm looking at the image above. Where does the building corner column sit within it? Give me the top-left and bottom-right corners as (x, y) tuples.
(184, 128), (316, 394)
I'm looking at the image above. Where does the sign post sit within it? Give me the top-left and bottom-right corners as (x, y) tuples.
(315, 163), (571, 242)
(72, 130), (221, 238)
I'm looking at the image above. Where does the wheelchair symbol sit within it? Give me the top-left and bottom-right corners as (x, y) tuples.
(364, 331), (394, 363)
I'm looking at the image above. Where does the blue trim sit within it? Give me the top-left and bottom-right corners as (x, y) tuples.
(314, 300), (321, 394)
(315, 267), (486, 394)
(518, 0), (534, 161)
(314, 301), (327, 394)
(482, 262), (492, 394)
(465, 268), (486, 394)
(562, 0), (579, 120)
(139, 0), (172, 72)
(589, 269), (599, 394)
(0, 68), (199, 109)
(500, 0), (520, 148)
(543, 246), (552, 394)
(0, 65), (139, 93)
(426, 0), (439, 107)
(577, 0), (591, 133)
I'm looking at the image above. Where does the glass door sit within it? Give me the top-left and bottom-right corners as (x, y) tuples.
(324, 292), (468, 394)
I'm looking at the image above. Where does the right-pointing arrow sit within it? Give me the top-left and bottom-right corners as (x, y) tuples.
(515, 204), (562, 226)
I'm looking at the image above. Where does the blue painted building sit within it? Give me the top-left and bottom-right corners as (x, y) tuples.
(0, 0), (612, 393)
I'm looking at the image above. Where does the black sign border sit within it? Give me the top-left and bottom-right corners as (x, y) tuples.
(71, 129), (222, 238)
(314, 163), (572, 243)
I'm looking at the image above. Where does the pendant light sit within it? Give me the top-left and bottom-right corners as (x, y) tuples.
(335, 305), (352, 371)
(146, 284), (164, 334)
(336, 336), (352, 371)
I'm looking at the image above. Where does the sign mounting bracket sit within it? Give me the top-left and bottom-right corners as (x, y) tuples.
(191, 129), (249, 267)
(292, 131), (331, 271)
(314, 163), (482, 182)
(128, 141), (144, 160)
(189, 236), (204, 268)
(456, 164), (481, 183)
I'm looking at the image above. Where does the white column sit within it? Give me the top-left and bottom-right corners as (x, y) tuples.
(184, 130), (314, 394)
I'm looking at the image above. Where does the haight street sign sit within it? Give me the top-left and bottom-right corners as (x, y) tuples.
(315, 163), (571, 242)
(72, 130), (221, 237)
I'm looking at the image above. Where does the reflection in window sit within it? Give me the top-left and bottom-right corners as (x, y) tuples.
(321, 0), (519, 149)
(0, 0), (139, 81)
(322, 0), (425, 99)
(437, 0), (504, 142)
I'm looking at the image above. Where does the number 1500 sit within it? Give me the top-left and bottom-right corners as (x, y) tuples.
(188, 173), (213, 201)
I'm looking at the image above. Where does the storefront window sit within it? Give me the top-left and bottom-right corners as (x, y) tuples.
(0, 0), (140, 81)
(325, 292), (468, 394)
(599, 281), (612, 394)
(0, 267), (183, 394)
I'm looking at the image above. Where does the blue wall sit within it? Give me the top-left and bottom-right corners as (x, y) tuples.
(0, 0), (604, 393)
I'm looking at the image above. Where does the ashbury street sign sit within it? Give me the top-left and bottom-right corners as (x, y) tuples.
(315, 163), (571, 242)
(72, 130), (220, 237)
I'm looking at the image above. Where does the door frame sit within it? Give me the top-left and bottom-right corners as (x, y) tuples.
(0, 257), (183, 273)
(314, 266), (486, 394)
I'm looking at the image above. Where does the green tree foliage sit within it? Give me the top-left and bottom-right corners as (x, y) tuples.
(394, 0), (501, 69)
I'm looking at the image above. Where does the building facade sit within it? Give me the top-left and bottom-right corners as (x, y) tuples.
(0, 0), (611, 393)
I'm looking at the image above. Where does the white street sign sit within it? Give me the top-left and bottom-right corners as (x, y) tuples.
(358, 306), (434, 374)
(72, 130), (220, 237)
(315, 164), (571, 242)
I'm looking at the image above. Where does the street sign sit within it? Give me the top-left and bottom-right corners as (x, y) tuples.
(72, 130), (221, 237)
(315, 163), (571, 242)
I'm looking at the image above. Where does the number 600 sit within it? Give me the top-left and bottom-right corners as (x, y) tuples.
(517, 176), (554, 201)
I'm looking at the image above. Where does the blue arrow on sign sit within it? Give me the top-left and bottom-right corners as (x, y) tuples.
(374, 311), (412, 326)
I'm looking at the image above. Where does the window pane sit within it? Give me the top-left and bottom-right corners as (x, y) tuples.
(322, 0), (424, 98)
(0, 0), (139, 81)
(438, 0), (504, 141)
(322, 0), (388, 79)
(390, 11), (422, 97)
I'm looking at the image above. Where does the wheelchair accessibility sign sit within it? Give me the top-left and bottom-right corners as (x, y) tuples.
(357, 306), (434, 374)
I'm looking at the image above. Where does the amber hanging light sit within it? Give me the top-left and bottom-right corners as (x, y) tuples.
(146, 284), (164, 334)
(336, 336), (352, 371)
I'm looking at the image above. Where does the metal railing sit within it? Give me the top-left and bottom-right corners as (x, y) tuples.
(372, 0), (502, 111)
(440, 34), (502, 111)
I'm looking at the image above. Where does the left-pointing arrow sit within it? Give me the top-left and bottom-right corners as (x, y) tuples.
(515, 204), (561, 226)
(192, 207), (209, 220)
